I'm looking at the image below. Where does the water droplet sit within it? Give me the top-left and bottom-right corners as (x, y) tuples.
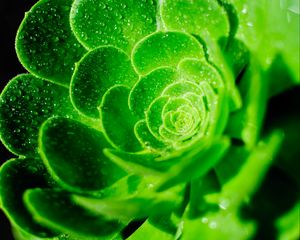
(219, 198), (230, 210)
(53, 36), (59, 42)
(144, 141), (151, 148)
(100, 3), (107, 9)
(247, 22), (254, 27)
(242, 7), (248, 14)
(209, 221), (217, 229)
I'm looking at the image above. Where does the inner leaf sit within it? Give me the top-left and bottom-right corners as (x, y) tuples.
(71, 46), (138, 118)
(132, 31), (205, 75)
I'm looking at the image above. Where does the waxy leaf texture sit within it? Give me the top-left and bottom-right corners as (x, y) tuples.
(0, 0), (299, 239)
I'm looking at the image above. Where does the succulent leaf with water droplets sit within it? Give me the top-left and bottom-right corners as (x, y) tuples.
(0, 0), (299, 239)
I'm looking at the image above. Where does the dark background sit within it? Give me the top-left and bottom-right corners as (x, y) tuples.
(0, 1), (37, 239)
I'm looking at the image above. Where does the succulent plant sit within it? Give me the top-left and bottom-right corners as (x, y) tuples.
(0, 0), (299, 239)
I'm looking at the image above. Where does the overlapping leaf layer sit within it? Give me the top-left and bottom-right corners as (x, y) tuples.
(0, 0), (299, 239)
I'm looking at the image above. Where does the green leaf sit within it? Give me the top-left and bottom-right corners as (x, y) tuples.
(181, 210), (255, 240)
(146, 96), (170, 142)
(223, 38), (250, 78)
(158, 97), (201, 142)
(218, 130), (284, 209)
(129, 67), (179, 119)
(225, 60), (268, 147)
(39, 117), (126, 192)
(157, 137), (230, 191)
(12, 227), (83, 240)
(177, 58), (223, 89)
(72, 191), (178, 221)
(160, 0), (230, 41)
(134, 120), (167, 150)
(16, 0), (86, 86)
(162, 81), (203, 97)
(181, 131), (284, 240)
(193, 34), (242, 112)
(24, 189), (123, 238)
(104, 148), (177, 175)
(70, 0), (157, 54)
(188, 171), (220, 218)
(276, 202), (300, 240)
(0, 74), (77, 157)
(214, 145), (249, 185)
(127, 220), (174, 240)
(71, 46), (138, 118)
(132, 31), (205, 75)
(230, 0), (300, 82)
(266, 55), (299, 97)
(100, 85), (142, 152)
(0, 158), (57, 238)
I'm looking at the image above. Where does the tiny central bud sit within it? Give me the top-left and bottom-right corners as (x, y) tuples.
(174, 112), (193, 133)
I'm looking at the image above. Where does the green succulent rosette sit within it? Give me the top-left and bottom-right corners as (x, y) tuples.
(0, 0), (299, 240)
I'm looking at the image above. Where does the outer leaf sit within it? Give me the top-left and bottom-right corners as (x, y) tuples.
(157, 137), (230, 191)
(225, 60), (268, 147)
(0, 74), (77, 157)
(0, 158), (56, 238)
(127, 220), (174, 240)
(39, 117), (126, 192)
(71, 46), (138, 118)
(275, 202), (300, 240)
(219, 130), (284, 209)
(132, 31), (205, 75)
(24, 189), (123, 238)
(223, 38), (250, 78)
(181, 131), (284, 240)
(104, 149), (176, 175)
(100, 85), (142, 152)
(72, 191), (178, 222)
(230, 0), (300, 82)
(70, 0), (157, 53)
(12, 228), (83, 240)
(160, 0), (230, 41)
(181, 211), (255, 240)
(188, 171), (220, 218)
(214, 145), (249, 185)
(266, 55), (299, 97)
(16, 0), (86, 86)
